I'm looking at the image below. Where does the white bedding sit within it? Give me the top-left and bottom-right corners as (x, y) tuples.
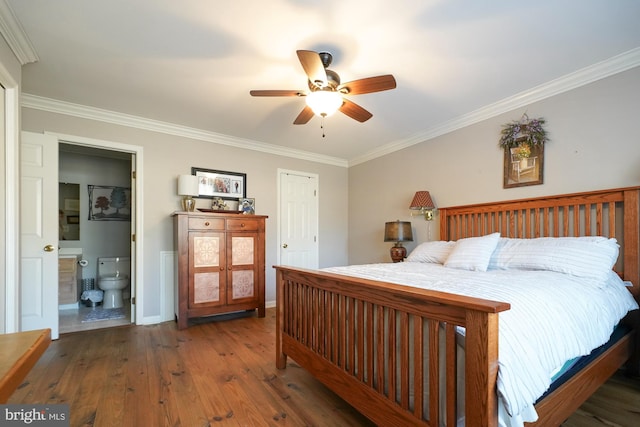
(323, 262), (639, 425)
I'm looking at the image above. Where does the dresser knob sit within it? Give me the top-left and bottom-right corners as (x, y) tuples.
(205, 221), (210, 226)
(241, 223), (245, 227)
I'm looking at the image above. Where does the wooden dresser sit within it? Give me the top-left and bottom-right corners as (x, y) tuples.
(173, 212), (268, 329)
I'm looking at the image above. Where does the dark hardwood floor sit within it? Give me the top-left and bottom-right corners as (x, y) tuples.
(8, 308), (640, 426)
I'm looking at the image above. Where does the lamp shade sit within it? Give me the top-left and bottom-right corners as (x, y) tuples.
(305, 90), (343, 117)
(410, 191), (435, 209)
(178, 175), (199, 196)
(384, 221), (413, 243)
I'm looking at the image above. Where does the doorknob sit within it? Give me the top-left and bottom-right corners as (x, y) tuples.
(282, 243), (288, 248)
(44, 244), (55, 252)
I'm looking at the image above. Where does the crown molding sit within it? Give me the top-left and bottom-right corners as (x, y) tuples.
(21, 93), (349, 168)
(0, 0), (38, 64)
(349, 47), (640, 167)
(20, 47), (639, 169)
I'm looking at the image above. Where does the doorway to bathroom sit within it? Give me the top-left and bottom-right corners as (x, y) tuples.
(57, 141), (136, 334)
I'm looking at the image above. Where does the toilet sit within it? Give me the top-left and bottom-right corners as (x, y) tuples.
(97, 257), (130, 309)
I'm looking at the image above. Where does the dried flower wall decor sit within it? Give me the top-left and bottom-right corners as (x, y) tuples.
(500, 114), (548, 188)
(499, 114), (548, 148)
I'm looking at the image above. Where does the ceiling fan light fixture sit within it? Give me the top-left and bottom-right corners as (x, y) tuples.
(305, 90), (343, 117)
(250, 49), (396, 125)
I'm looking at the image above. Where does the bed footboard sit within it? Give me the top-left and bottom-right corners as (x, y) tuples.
(275, 266), (510, 427)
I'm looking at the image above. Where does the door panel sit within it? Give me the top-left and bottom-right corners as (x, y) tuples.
(189, 232), (225, 307)
(228, 233), (258, 304)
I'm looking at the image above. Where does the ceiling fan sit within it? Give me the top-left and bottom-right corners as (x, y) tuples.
(250, 50), (396, 125)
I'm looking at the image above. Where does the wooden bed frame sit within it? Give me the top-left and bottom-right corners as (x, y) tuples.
(275, 187), (640, 427)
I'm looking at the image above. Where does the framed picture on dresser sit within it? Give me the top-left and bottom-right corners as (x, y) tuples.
(239, 198), (255, 214)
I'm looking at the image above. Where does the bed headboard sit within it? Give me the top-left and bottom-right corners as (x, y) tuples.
(439, 187), (640, 297)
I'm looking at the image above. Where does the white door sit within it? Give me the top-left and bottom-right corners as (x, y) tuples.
(278, 170), (319, 268)
(20, 131), (59, 339)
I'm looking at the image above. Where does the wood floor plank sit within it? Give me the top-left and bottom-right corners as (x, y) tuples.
(69, 328), (121, 426)
(201, 320), (317, 425)
(178, 324), (257, 423)
(145, 325), (182, 427)
(7, 308), (640, 427)
(154, 323), (212, 426)
(121, 326), (157, 427)
(92, 327), (134, 426)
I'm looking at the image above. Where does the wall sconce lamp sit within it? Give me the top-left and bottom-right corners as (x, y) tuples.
(177, 174), (199, 212)
(384, 220), (413, 263)
(410, 191), (436, 221)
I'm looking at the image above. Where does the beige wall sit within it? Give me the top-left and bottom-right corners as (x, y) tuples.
(348, 67), (640, 265)
(16, 65), (640, 323)
(21, 109), (349, 319)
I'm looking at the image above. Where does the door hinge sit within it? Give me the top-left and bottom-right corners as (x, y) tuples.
(314, 190), (317, 196)
(132, 171), (136, 179)
(132, 234), (136, 242)
(131, 297), (136, 305)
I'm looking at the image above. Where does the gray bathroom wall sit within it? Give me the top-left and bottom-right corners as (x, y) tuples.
(58, 148), (132, 281)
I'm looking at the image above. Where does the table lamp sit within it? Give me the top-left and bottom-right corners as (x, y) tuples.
(384, 220), (413, 263)
(178, 174), (199, 211)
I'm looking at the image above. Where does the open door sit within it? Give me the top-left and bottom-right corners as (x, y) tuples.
(20, 131), (59, 339)
(129, 155), (136, 323)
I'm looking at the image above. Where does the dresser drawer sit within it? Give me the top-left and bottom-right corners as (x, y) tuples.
(227, 218), (260, 231)
(189, 217), (225, 230)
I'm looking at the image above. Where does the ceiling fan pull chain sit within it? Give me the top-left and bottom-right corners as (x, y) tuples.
(321, 116), (326, 138)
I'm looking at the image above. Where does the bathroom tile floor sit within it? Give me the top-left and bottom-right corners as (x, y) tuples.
(59, 302), (132, 334)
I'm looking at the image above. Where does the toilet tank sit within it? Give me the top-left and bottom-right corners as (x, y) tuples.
(98, 256), (131, 278)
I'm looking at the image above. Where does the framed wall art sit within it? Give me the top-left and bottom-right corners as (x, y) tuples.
(192, 167), (246, 200)
(499, 115), (547, 189)
(503, 139), (544, 188)
(88, 185), (131, 221)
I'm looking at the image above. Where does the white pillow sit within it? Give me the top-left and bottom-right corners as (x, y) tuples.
(444, 233), (501, 272)
(406, 241), (456, 264)
(488, 236), (619, 282)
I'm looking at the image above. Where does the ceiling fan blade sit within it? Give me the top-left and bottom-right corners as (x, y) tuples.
(339, 99), (373, 123)
(293, 106), (315, 125)
(297, 50), (327, 88)
(250, 90), (303, 97)
(338, 74), (396, 95)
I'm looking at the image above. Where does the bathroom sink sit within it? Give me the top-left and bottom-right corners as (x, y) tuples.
(59, 248), (82, 256)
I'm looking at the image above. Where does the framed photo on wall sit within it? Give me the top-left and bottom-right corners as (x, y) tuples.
(192, 167), (246, 200)
(88, 185), (131, 221)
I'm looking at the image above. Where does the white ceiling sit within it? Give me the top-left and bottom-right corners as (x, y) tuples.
(6, 0), (640, 164)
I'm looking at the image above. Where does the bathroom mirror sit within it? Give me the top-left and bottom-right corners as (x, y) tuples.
(59, 183), (80, 240)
